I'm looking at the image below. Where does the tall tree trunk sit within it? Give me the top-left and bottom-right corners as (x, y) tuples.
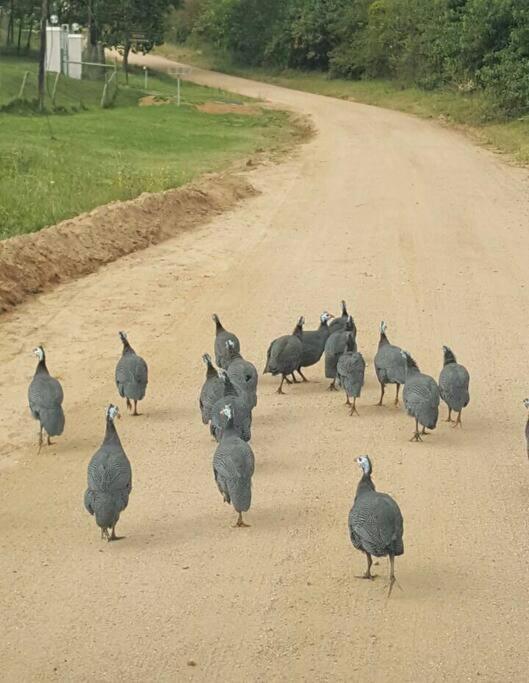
(16, 16), (23, 53)
(38, 0), (48, 112)
(26, 15), (34, 51)
(123, 38), (131, 84)
(6, 0), (15, 46)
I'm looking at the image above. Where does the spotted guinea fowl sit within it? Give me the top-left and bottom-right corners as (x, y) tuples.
(438, 346), (470, 427)
(523, 398), (529, 458)
(212, 314), (240, 370)
(211, 371), (252, 442)
(295, 311), (334, 381)
(213, 404), (255, 528)
(337, 334), (366, 415)
(402, 351), (440, 442)
(115, 332), (148, 416)
(263, 316), (304, 394)
(348, 455), (404, 597)
(224, 340), (258, 409)
(84, 405), (132, 542)
(199, 353), (224, 426)
(28, 346), (65, 452)
(374, 321), (406, 406)
(328, 300), (349, 335)
(324, 316), (357, 391)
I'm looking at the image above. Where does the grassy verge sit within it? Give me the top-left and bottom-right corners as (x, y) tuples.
(0, 57), (299, 239)
(156, 43), (529, 164)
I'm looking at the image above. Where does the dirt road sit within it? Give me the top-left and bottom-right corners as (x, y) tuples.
(1, 57), (528, 682)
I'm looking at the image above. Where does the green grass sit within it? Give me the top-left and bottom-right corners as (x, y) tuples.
(157, 43), (529, 165)
(0, 57), (297, 239)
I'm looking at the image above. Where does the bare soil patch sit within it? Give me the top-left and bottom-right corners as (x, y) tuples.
(0, 174), (256, 312)
(196, 101), (261, 116)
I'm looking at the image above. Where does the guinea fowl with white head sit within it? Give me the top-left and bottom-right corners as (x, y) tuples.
(438, 346), (470, 427)
(28, 345), (65, 452)
(224, 339), (258, 409)
(295, 311), (334, 381)
(374, 321), (406, 406)
(348, 455), (404, 597)
(115, 331), (148, 416)
(84, 405), (132, 542)
(402, 351), (440, 442)
(213, 404), (255, 528)
(324, 315), (357, 391)
(210, 370), (252, 442)
(336, 334), (365, 415)
(199, 353), (224, 426)
(264, 316), (305, 394)
(212, 314), (240, 370)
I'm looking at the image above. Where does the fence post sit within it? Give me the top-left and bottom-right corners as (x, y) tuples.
(18, 71), (30, 99)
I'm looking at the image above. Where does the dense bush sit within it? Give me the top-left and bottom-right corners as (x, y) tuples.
(179, 0), (529, 116)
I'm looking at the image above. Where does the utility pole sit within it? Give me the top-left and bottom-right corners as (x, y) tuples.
(38, 0), (48, 112)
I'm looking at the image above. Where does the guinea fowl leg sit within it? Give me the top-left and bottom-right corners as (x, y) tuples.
(234, 512), (250, 528)
(421, 426), (430, 436)
(126, 398), (132, 412)
(395, 384), (400, 406)
(356, 552), (375, 580)
(345, 394), (351, 406)
(297, 369), (309, 382)
(328, 379), (337, 392)
(101, 528), (111, 541)
(290, 374), (299, 383)
(410, 419), (423, 442)
(109, 525), (123, 541)
(284, 376), (292, 385)
(132, 400), (141, 416)
(445, 407), (454, 423)
(46, 435), (54, 446)
(38, 426), (43, 454)
(387, 555), (400, 598)
(376, 383), (385, 406)
(277, 376), (286, 394)
(350, 397), (360, 416)
(453, 411), (463, 428)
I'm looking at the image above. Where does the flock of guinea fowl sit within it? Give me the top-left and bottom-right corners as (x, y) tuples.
(27, 300), (529, 596)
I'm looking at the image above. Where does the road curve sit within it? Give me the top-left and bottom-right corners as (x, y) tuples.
(1, 56), (528, 681)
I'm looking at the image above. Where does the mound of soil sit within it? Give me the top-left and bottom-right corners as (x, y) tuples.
(196, 102), (260, 116)
(0, 174), (257, 313)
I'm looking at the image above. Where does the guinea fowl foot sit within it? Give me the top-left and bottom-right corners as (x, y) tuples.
(355, 572), (376, 581)
(109, 529), (124, 541)
(297, 370), (309, 382)
(328, 382), (338, 392)
(46, 436), (54, 446)
(444, 417), (455, 423)
(410, 432), (423, 442)
(350, 406), (360, 416)
(453, 413), (463, 428)
(234, 513), (250, 528)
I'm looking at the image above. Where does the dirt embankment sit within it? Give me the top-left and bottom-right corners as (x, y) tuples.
(0, 174), (256, 312)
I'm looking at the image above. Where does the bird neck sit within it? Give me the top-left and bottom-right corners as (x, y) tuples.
(223, 416), (236, 436)
(103, 419), (121, 446)
(205, 360), (217, 378)
(355, 473), (375, 498)
(122, 340), (134, 355)
(223, 378), (238, 397)
(214, 318), (225, 333)
(36, 358), (49, 375)
(443, 350), (457, 365)
(378, 332), (389, 347)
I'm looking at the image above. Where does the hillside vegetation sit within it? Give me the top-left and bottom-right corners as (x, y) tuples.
(168, 0), (529, 121)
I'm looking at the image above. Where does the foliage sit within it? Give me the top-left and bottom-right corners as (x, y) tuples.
(172, 0), (529, 117)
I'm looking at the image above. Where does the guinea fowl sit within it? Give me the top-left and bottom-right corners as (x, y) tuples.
(28, 346), (65, 452)
(402, 351), (440, 442)
(199, 353), (224, 425)
(523, 398), (529, 458)
(84, 405), (132, 542)
(212, 314), (240, 370)
(263, 316), (304, 394)
(324, 316), (357, 391)
(295, 311), (334, 381)
(224, 339), (258, 409)
(374, 321), (406, 406)
(213, 404), (255, 528)
(328, 300), (349, 335)
(115, 332), (148, 416)
(348, 455), (404, 597)
(210, 371), (252, 442)
(337, 334), (366, 415)
(438, 346), (470, 427)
